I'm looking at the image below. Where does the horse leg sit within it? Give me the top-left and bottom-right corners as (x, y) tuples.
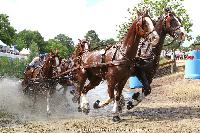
(112, 79), (127, 122)
(93, 77), (115, 109)
(74, 76), (87, 112)
(81, 76), (102, 114)
(46, 89), (51, 116)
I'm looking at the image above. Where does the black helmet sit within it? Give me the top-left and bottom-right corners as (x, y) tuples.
(39, 54), (45, 59)
(165, 7), (172, 13)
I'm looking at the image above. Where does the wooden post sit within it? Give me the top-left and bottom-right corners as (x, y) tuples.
(170, 50), (177, 74)
(171, 59), (176, 74)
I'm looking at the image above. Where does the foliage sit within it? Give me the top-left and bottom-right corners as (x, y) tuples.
(84, 30), (101, 50)
(98, 38), (117, 49)
(117, 0), (193, 50)
(194, 35), (200, 45)
(54, 34), (74, 55)
(101, 38), (116, 46)
(187, 35), (200, 50)
(27, 42), (39, 63)
(15, 30), (45, 52)
(0, 14), (16, 45)
(0, 56), (27, 78)
(45, 39), (68, 58)
(159, 57), (171, 64)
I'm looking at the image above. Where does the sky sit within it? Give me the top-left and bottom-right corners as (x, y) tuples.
(0, 0), (199, 46)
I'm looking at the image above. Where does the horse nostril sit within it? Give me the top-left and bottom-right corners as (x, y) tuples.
(181, 32), (183, 35)
(180, 32), (185, 40)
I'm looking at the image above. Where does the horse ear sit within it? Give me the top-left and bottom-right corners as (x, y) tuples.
(145, 8), (149, 15)
(137, 10), (141, 16)
(55, 48), (59, 54)
(78, 39), (81, 43)
(49, 49), (53, 54)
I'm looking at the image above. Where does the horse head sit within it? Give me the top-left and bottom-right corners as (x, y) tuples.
(163, 7), (185, 41)
(48, 49), (61, 67)
(76, 39), (89, 54)
(135, 10), (158, 38)
(42, 50), (61, 77)
(123, 9), (159, 58)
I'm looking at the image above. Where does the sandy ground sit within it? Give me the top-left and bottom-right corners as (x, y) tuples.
(1, 69), (200, 132)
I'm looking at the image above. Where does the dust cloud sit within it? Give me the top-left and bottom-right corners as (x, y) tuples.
(0, 78), (113, 122)
(0, 78), (81, 121)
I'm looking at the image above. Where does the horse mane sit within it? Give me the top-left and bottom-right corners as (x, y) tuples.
(122, 10), (150, 46)
(72, 43), (83, 58)
(122, 20), (137, 46)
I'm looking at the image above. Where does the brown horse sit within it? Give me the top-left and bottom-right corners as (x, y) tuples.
(21, 50), (61, 116)
(136, 9), (185, 95)
(127, 8), (185, 109)
(72, 10), (159, 121)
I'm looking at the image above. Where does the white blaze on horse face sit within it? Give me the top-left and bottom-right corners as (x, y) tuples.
(178, 27), (185, 41)
(174, 15), (181, 26)
(84, 43), (89, 52)
(144, 17), (159, 46)
(144, 17), (154, 33)
(55, 57), (59, 66)
(174, 16), (185, 41)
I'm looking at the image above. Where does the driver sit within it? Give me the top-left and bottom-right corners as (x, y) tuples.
(26, 54), (45, 70)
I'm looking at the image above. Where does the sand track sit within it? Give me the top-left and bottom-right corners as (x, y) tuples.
(1, 71), (200, 132)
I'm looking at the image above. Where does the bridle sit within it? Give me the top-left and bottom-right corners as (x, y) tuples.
(164, 12), (182, 38)
(136, 14), (156, 39)
(163, 12), (183, 46)
(136, 15), (147, 37)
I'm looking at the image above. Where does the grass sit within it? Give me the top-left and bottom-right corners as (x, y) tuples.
(159, 57), (171, 64)
(0, 110), (14, 119)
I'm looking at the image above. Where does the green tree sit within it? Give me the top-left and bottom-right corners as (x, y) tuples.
(84, 30), (101, 50)
(99, 38), (117, 49)
(117, 0), (193, 47)
(45, 39), (68, 58)
(102, 38), (116, 45)
(188, 35), (200, 50)
(194, 35), (200, 45)
(27, 42), (39, 63)
(54, 34), (74, 55)
(0, 14), (16, 45)
(15, 30), (45, 52)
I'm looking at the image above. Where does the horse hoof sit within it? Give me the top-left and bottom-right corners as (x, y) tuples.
(127, 101), (134, 110)
(112, 116), (121, 122)
(93, 100), (100, 109)
(82, 108), (90, 115)
(78, 107), (82, 112)
(70, 90), (75, 95)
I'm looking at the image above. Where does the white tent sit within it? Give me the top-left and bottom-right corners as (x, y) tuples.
(0, 40), (7, 47)
(19, 48), (30, 55)
(0, 40), (10, 52)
